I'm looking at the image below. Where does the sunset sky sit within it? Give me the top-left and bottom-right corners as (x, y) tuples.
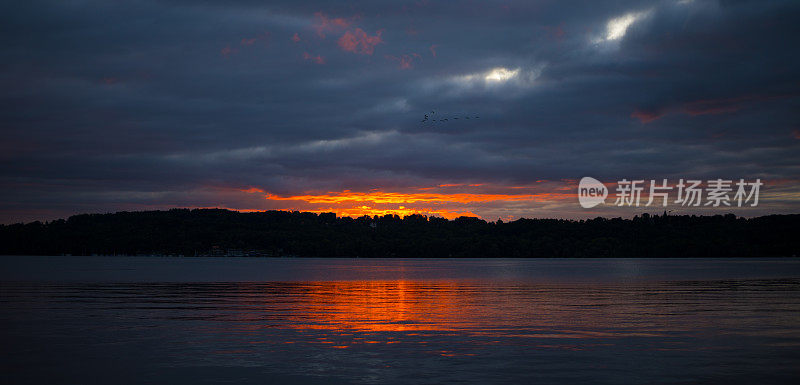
(1, 0), (799, 223)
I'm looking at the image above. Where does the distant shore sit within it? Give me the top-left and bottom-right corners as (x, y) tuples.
(2, 209), (798, 258)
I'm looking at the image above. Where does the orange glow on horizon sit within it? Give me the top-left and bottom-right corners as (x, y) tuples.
(260, 190), (552, 204)
(232, 183), (576, 219)
(303, 207), (480, 220)
(178, 176), (797, 221)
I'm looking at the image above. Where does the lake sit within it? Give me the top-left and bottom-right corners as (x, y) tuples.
(2, 257), (800, 384)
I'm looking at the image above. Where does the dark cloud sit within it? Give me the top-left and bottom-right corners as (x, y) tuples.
(1, 0), (798, 223)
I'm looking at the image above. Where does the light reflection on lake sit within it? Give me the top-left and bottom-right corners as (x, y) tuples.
(2, 257), (800, 384)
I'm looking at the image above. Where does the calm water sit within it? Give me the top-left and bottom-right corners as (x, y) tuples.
(2, 257), (800, 384)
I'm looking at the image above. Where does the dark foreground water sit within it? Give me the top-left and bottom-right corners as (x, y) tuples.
(2, 257), (800, 384)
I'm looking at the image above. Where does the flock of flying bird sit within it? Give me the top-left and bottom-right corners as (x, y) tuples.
(420, 110), (479, 123)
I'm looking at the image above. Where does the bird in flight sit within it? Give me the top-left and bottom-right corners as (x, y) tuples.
(419, 111), (480, 124)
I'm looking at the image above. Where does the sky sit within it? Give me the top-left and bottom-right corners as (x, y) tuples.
(1, 0), (799, 223)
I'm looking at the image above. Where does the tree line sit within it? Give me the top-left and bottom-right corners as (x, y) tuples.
(1, 209), (798, 258)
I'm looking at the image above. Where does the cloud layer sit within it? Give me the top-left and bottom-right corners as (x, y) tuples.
(1, 0), (799, 222)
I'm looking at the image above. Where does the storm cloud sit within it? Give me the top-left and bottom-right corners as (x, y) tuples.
(1, 0), (799, 222)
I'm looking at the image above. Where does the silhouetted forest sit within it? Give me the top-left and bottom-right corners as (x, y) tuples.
(1, 209), (798, 258)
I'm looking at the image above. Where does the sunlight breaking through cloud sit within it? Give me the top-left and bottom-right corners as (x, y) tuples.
(595, 9), (653, 43)
(442, 66), (543, 92)
(484, 67), (520, 82)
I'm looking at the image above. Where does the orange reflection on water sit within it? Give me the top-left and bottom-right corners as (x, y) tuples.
(283, 280), (471, 333)
(226, 281), (681, 338)
(190, 279), (800, 361)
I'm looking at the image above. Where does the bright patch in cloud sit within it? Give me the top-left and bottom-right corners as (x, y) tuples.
(485, 67), (519, 82)
(597, 10), (652, 42)
(443, 66), (542, 91)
